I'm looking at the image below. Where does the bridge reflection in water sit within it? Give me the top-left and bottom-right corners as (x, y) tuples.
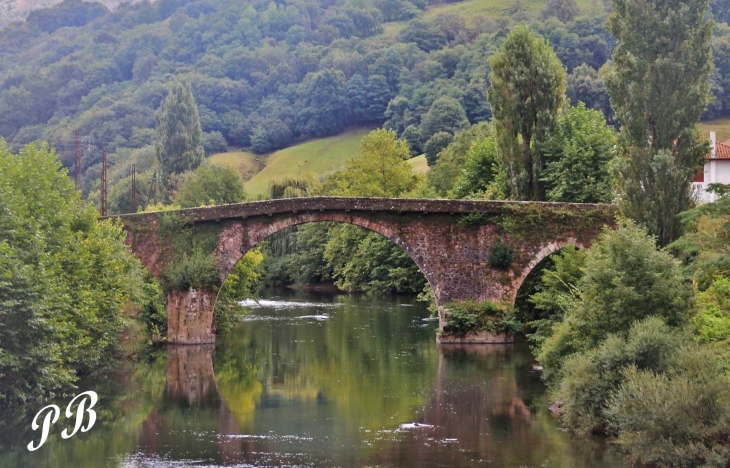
(131, 341), (619, 467)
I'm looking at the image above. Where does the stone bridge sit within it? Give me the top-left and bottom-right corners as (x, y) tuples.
(108, 197), (617, 344)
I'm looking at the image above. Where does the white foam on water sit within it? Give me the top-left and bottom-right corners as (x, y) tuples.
(238, 299), (341, 309)
(398, 423), (435, 430)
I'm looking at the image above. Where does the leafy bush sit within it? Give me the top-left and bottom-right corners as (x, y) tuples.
(0, 142), (142, 405)
(215, 249), (264, 334)
(488, 242), (513, 268)
(458, 212), (488, 227)
(443, 300), (514, 336)
(607, 345), (730, 467)
(161, 251), (220, 292)
(554, 317), (683, 435)
(694, 277), (730, 344)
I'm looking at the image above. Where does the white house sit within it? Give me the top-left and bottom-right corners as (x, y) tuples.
(693, 131), (730, 203)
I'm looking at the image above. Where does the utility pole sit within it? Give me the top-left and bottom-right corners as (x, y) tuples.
(146, 171), (159, 208)
(131, 163), (136, 214)
(100, 149), (108, 216)
(74, 130), (82, 190)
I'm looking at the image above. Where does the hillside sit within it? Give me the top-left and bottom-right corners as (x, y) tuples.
(243, 129), (371, 195)
(0, 0), (146, 29)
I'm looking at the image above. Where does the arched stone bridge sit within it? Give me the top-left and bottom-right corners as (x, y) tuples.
(109, 197), (617, 344)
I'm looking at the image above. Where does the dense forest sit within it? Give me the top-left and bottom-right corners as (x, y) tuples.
(0, 0), (729, 203)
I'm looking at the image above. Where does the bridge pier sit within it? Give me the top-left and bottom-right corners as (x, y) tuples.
(167, 289), (217, 344)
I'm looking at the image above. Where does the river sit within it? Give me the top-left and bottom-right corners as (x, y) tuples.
(0, 290), (631, 467)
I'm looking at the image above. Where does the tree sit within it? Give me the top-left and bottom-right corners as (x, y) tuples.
(384, 96), (415, 135)
(423, 131), (453, 166)
(541, 0), (581, 22)
(450, 135), (500, 198)
(174, 162), (246, 208)
(250, 126), (271, 154)
(427, 122), (492, 196)
(542, 103), (616, 203)
(606, 0), (713, 246)
(488, 25), (567, 200)
(155, 82), (205, 189)
(295, 69), (349, 137)
(400, 19), (447, 52)
(400, 125), (423, 156)
(567, 63), (612, 121)
(537, 220), (695, 378)
(330, 129), (417, 197)
(0, 141), (141, 406)
(202, 131), (227, 155)
(419, 96), (469, 141)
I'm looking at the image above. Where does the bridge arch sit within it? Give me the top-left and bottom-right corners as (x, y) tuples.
(214, 210), (438, 309)
(509, 238), (586, 302)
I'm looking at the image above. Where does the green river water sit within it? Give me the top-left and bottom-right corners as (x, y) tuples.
(0, 290), (632, 467)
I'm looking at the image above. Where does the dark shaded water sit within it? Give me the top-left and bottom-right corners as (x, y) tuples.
(0, 291), (630, 467)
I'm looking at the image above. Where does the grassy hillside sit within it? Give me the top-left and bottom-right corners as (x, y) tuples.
(423, 0), (603, 21)
(208, 151), (262, 181)
(407, 155), (429, 174)
(699, 117), (730, 143)
(243, 128), (372, 195)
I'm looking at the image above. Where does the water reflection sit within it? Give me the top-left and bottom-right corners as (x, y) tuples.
(0, 292), (630, 467)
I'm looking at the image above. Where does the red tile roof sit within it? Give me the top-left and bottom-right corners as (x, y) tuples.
(716, 142), (730, 159)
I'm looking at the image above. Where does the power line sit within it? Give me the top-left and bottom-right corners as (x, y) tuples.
(74, 130), (82, 190)
(100, 149), (108, 217)
(131, 163), (136, 214)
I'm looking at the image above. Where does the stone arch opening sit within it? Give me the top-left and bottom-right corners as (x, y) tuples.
(210, 213), (439, 334)
(511, 241), (584, 333)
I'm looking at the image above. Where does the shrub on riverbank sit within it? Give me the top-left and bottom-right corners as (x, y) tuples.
(0, 141), (145, 406)
(442, 300), (515, 336)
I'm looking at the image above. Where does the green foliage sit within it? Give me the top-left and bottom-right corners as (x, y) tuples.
(457, 212), (489, 227)
(428, 122), (492, 196)
(419, 96), (469, 141)
(328, 128), (418, 197)
(542, 103), (616, 203)
(216, 249), (264, 333)
(202, 131), (228, 155)
(155, 82), (205, 187)
(693, 277), (730, 344)
(155, 211), (221, 293)
(541, 0), (581, 22)
(174, 162), (245, 208)
(443, 300), (514, 336)
(528, 245), (586, 347)
(537, 220), (695, 378)
(161, 250), (219, 292)
(0, 141), (141, 405)
(324, 224), (426, 294)
(571, 219), (694, 343)
(488, 241), (513, 268)
(450, 135), (500, 198)
(567, 63), (612, 121)
(489, 25), (567, 200)
(423, 131), (452, 166)
(400, 125), (423, 156)
(607, 0), (713, 246)
(555, 317), (683, 434)
(607, 344), (730, 467)
(668, 186), (730, 289)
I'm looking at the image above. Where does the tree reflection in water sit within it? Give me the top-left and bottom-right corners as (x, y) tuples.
(0, 293), (629, 468)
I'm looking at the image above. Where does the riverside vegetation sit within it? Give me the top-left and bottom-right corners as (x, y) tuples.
(1, 0), (730, 466)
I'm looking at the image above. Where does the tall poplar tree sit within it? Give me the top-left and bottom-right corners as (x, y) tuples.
(488, 25), (567, 201)
(155, 82), (204, 188)
(606, 0), (713, 246)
